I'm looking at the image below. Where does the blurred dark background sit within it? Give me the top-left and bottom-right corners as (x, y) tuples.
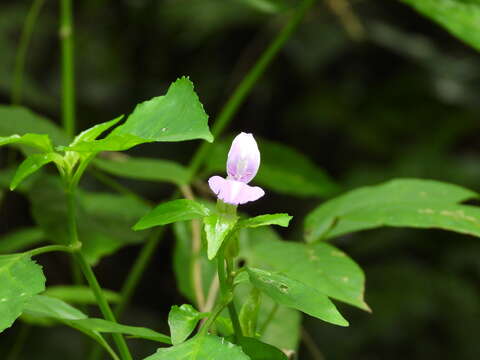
(1, 0), (480, 359)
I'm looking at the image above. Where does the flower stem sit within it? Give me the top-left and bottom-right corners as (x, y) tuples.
(60, 0), (75, 138)
(187, 0), (317, 177)
(66, 189), (132, 360)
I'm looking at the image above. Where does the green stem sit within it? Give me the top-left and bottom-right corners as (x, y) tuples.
(66, 189), (132, 360)
(27, 244), (76, 257)
(11, 0), (46, 105)
(60, 0), (75, 138)
(187, 0), (316, 177)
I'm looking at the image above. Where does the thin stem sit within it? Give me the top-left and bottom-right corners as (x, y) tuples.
(27, 244), (76, 257)
(187, 0), (317, 177)
(301, 327), (325, 360)
(225, 256), (242, 342)
(11, 0), (46, 105)
(60, 0), (75, 137)
(65, 189), (132, 360)
(6, 324), (31, 360)
(259, 303), (278, 334)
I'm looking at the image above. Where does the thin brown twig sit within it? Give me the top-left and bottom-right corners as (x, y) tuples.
(324, 0), (365, 41)
(179, 185), (205, 310)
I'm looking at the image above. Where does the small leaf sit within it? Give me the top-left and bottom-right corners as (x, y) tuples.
(238, 337), (288, 360)
(94, 156), (190, 186)
(304, 178), (480, 242)
(10, 153), (63, 190)
(68, 77), (213, 153)
(168, 304), (208, 345)
(203, 214), (238, 260)
(144, 334), (250, 360)
(0, 133), (53, 152)
(401, 0), (480, 51)
(71, 116), (124, 146)
(44, 286), (121, 305)
(0, 106), (69, 146)
(238, 214), (292, 229)
(0, 227), (44, 254)
(0, 253), (46, 332)
(23, 295), (86, 321)
(239, 288), (261, 337)
(246, 267), (348, 327)
(134, 199), (210, 231)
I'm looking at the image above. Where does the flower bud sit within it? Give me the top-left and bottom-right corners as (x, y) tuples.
(226, 132), (260, 184)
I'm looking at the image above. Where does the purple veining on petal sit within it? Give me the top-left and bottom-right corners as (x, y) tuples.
(226, 132), (260, 183)
(208, 176), (265, 205)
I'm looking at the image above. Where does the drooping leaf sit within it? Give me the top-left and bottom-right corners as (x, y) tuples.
(0, 106), (69, 146)
(44, 286), (121, 305)
(0, 133), (53, 152)
(0, 227), (45, 254)
(304, 178), (480, 242)
(144, 334), (250, 360)
(28, 177), (151, 264)
(401, 0), (480, 51)
(94, 156), (190, 186)
(68, 77), (213, 153)
(237, 214), (292, 229)
(23, 295), (86, 321)
(238, 337), (288, 360)
(203, 213), (238, 260)
(0, 254), (46, 332)
(246, 267), (348, 326)
(10, 152), (63, 190)
(241, 227), (368, 310)
(168, 304), (208, 345)
(239, 288), (261, 337)
(134, 199), (210, 231)
(206, 137), (338, 198)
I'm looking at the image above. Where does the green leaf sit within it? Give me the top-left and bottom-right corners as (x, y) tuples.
(238, 337), (288, 360)
(44, 286), (121, 305)
(401, 0), (480, 51)
(239, 288), (261, 337)
(237, 214), (292, 229)
(168, 304), (208, 345)
(246, 267), (348, 326)
(0, 227), (44, 254)
(71, 116), (124, 146)
(0, 254), (46, 332)
(10, 152), (63, 190)
(241, 227), (368, 311)
(134, 199), (210, 231)
(204, 213), (238, 260)
(0, 106), (69, 146)
(70, 318), (171, 344)
(68, 77), (213, 153)
(94, 156), (190, 186)
(0, 133), (53, 152)
(23, 295), (86, 321)
(206, 137), (338, 198)
(304, 178), (480, 242)
(28, 177), (151, 264)
(144, 334), (250, 360)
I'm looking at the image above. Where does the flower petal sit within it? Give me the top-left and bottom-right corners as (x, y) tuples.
(208, 176), (265, 205)
(227, 132), (260, 183)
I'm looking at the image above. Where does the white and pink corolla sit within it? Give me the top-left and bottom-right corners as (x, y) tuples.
(208, 132), (265, 205)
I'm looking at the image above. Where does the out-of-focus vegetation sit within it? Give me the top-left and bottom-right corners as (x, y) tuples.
(1, 0), (480, 359)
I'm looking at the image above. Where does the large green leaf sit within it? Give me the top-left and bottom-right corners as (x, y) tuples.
(0, 254), (46, 332)
(205, 137), (338, 198)
(134, 199), (210, 231)
(402, 0), (480, 51)
(94, 156), (190, 186)
(68, 77), (213, 153)
(168, 304), (208, 345)
(0, 227), (45, 254)
(241, 227), (368, 310)
(247, 267), (348, 326)
(28, 177), (151, 264)
(44, 286), (121, 305)
(0, 106), (69, 146)
(203, 213), (238, 260)
(10, 152), (63, 190)
(238, 337), (287, 360)
(304, 178), (480, 242)
(144, 334), (250, 360)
